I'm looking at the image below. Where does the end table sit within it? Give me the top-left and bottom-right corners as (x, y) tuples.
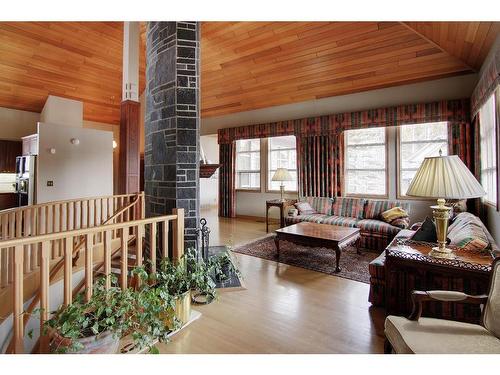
(266, 199), (295, 232)
(385, 238), (493, 324)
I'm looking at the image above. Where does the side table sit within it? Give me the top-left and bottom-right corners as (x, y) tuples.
(385, 238), (493, 324)
(265, 199), (295, 232)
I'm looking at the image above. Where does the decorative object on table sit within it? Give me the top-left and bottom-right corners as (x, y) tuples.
(406, 151), (486, 259)
(272, 167), (292, 201)
(411, 216), (439, 242)
(232, 235), (377, 283)
(266, 198), (295, 232)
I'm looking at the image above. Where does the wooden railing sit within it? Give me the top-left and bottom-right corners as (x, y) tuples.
(0, 208), (184, 354)
(0, 193), (145, 289)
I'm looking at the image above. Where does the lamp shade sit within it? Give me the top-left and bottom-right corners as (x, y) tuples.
(406, 155), (486, 199)
(272, 168), (292, 182)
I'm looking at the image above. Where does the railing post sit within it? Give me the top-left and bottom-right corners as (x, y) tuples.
(85, 234), (94, 302)
(135, 224), (144, 287)
(141, 192), (145, 219)
(64, 238), (73, 306)
(39, 241), (50, 353)
(121, 227), (129, 289)
(104, 230), (112, 289)
(13, 245), (24, 353)
(172, 208), (184, 261)
(149, 222), (157, 276)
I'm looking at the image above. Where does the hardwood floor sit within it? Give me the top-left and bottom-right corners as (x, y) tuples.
(156, 209), (386, 354)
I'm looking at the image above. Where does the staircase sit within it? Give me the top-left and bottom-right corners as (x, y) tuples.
(0, 192), (185, 354)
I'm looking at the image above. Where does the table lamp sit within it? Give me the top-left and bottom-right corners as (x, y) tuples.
(272, 168), (292, 201)
(406, 152), (486, 259)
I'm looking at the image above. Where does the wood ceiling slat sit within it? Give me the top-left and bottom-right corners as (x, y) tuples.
(0, 21), (497, 123)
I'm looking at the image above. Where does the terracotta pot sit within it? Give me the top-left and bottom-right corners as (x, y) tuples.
(49, 329), (120, 354)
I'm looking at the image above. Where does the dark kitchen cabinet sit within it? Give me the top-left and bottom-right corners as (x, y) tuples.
(0, 140), (22, 172)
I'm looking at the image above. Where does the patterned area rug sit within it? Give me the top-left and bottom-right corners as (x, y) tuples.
(232, 235), (379, 284)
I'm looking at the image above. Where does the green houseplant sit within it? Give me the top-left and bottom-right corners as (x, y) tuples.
(155, 247), (239, 325)
(40, 274), (173, 354)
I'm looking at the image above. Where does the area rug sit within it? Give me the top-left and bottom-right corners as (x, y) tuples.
(232, 235), (378, 284)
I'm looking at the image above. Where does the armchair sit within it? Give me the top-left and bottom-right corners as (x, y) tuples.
(384, 257), (500, 354)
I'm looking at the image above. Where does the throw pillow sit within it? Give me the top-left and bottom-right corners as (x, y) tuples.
(411, 217), (437, 242)
(390, 217), (410, 229)
(381, 207), (408, 223)
(447, 217), (490, 252)
(295, 201), (316, 215)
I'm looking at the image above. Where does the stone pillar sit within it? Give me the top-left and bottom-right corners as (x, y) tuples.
(145, 22), (200, 250)
(119, 22), (141, 194)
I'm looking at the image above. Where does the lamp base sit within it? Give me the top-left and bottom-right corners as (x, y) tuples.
(429, 246), (455, 259)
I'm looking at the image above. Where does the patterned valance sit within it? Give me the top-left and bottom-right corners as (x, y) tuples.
(217, 98), (470, 144)
(471, 43), (500, 116)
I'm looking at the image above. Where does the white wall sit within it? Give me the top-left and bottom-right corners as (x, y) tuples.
(200, 135), (219, 209)
(36, 122), (113, 203)
(0, 107), (39, 140)
(40, 96), (83, 128)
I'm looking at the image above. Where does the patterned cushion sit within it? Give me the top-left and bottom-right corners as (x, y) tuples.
(299, 196), (334, 215)
(320, 215), (359, 228)
(381, 207), (409, 223)
(286, 214), (327, 224)
(332, 197), (366, 219)
(447, 213), (490, 251)
(390, 217), (410, 229)
(357, 219), (401, 236)
(364, 200), (411, 220)
(295, 201), (316, 215)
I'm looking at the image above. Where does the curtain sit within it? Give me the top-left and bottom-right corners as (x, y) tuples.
(297, 134), (337, 197)
(218, 143), (236, 218)
(217, 99), (472, 216)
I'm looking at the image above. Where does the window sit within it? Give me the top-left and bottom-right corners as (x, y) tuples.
(479, 93), (497, 206)
(398, 122), (448, 197)
(344, 127), (387, 196)
(267, 136), (297, 191)
(235, 139), (261, 190)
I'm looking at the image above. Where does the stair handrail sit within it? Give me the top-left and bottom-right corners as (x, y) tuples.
(1, 208), (185, 353)
(3, 193), (144, 354)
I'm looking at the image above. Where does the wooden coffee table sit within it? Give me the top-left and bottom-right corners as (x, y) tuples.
(274, 222), (360, 272)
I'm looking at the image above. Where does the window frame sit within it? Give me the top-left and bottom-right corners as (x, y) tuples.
(479, 90), (499, 208)
(235, 138), (262, 193)
(265, 135), (298, 193)
(343, 127), (389, 199)
(396, 122), (449, 200)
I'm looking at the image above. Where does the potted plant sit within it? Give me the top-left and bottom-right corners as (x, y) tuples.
(38, 274), (172, 354)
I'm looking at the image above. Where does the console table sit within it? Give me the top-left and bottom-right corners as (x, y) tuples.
(385, 238), (493, 324)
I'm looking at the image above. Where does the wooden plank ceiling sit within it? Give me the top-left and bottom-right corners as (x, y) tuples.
(0, 22), (498, 124)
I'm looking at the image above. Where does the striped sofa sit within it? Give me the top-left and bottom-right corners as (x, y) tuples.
(286, 196), (411, 251)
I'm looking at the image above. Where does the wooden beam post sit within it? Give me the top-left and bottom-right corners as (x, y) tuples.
(13, 245), (24, 354)
(172, 208), (184, 261)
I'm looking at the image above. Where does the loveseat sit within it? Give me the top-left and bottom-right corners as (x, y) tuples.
(368, 212), (499, 307)
(286, 196), (411, 251)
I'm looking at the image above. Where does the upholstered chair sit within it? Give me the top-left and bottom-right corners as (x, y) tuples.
(384, 257), (500, 354)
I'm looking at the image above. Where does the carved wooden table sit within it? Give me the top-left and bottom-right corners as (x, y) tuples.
(274, 222), (360, 272)
(385, 238), (493, 324)
(265, 199), (294, 232)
